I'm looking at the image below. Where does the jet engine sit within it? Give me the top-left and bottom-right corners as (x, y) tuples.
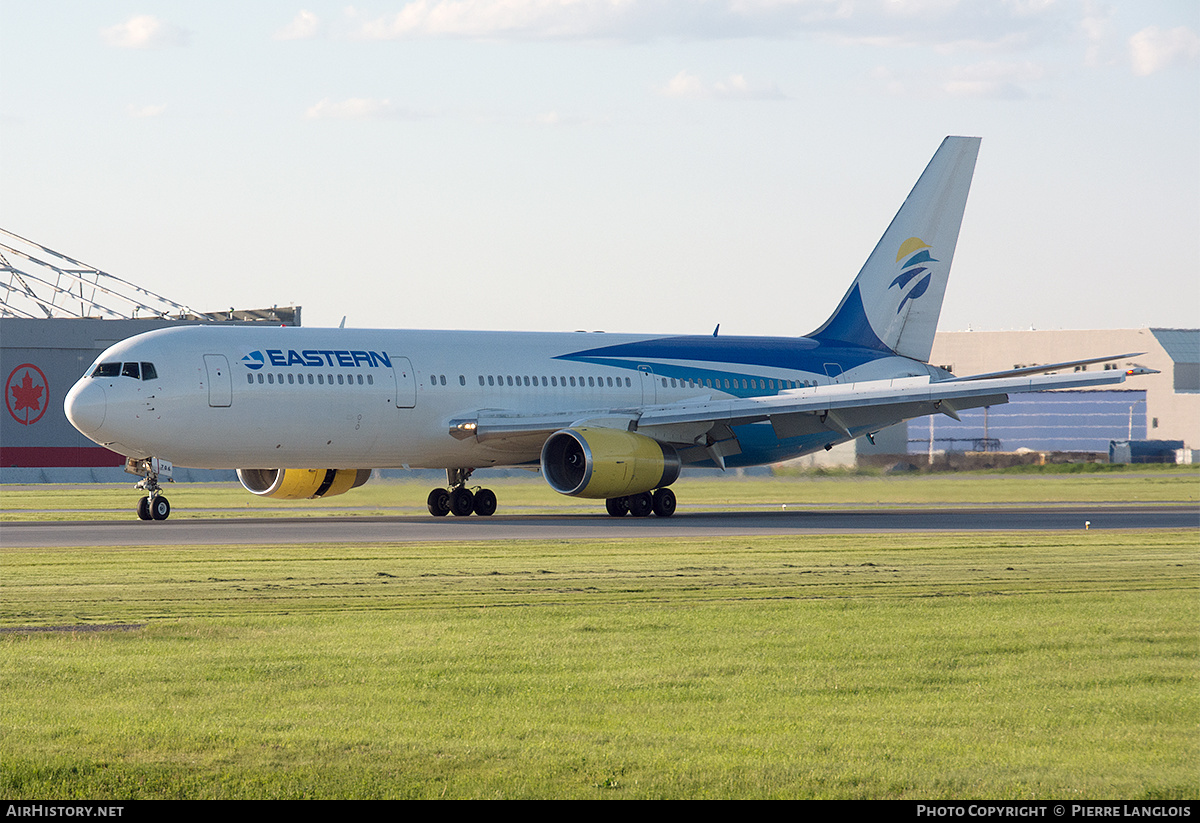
(540, 427), (681, 499)
(236, 468), (372, 500)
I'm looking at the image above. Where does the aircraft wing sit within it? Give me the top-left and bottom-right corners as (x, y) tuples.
(449, 365), (1155, 456)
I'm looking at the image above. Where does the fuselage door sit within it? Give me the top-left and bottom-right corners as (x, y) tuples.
(392, 356), (416, 409)
(203, 354), (232, 407)
(638, 365), (657, 405)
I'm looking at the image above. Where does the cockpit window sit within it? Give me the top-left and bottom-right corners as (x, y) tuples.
(91, 362), (121, 378)
(90, 361), (157, 380)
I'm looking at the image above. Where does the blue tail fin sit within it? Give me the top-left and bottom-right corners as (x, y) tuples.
(810, 136), (980, 362)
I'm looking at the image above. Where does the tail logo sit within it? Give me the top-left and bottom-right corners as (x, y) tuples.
(889, 237), (937, 314)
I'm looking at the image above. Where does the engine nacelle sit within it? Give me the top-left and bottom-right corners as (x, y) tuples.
(540, 427), (681, 499)
(236, 468), (372, 500)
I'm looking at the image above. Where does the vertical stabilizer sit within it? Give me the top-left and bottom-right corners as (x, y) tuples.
(810, 136), (980, 362)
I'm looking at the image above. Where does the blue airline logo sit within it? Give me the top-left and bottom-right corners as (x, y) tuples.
(241, 349), (393, 370)
(889, 236), (936, 314)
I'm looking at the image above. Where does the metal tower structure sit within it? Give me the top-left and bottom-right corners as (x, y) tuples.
(0, 228), (198, 320)
(0, 228), (298, 324)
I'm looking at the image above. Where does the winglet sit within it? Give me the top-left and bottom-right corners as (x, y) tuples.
(811, 137), (981, 362)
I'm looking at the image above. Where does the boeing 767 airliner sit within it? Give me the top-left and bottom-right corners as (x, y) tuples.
(64, 137), (1150, 520)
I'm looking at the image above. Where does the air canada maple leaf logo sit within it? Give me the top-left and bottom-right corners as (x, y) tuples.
(6, 364), (49, 426)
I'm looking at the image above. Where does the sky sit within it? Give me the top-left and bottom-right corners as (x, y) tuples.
(1, 1), (1197, 336)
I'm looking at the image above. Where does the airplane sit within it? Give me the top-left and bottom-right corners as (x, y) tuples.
(64, 136), (1152, 521)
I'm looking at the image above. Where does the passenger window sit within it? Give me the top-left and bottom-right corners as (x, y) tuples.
(288, 374), (295, 384)
(358, 375), (364, 385)
(460, 375), (466, 386)
(368, 375), (374, 385)
(268, 373), (275, 384)
(121, 362), (140, 379)
(247, 374), (254, 384)
(488, 376), (494, 386)
(141, 362), (157, 380)
(337, 374), (344, 385)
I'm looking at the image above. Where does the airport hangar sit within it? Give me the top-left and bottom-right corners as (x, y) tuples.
(3, 229), (1197, 480)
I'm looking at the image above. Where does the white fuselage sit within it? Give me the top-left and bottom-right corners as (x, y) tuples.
(64, 324), (932, 471)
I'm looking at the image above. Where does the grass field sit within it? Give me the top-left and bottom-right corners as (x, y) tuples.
(2, 496), (1197, 798)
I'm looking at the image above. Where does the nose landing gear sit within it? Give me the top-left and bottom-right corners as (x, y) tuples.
(126, 457), (173, 521)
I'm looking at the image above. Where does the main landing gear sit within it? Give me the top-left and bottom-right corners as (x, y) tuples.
(427, 468), (497, 517)
(605, 487), (676, 518)
(126, 457), (173, 521)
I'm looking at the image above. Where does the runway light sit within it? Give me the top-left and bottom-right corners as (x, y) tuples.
(1085, 520), (1090, 530)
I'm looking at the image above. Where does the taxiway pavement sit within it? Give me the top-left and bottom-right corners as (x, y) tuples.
(3, 504), (1196, 548)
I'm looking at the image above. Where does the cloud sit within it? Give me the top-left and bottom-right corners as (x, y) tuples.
(305, 98), (399, 119)
(869, 60), (1047, 100)
(534, 111), (606, 126)
(346, 0), (1055, 48)
(275, 10), (322, 40)
(100, 15), (188, 48)
(126, 104), (168, 119)
(1129, 26), (1200, 76)
(661, 70), (784, 100)
(354, 0), (640, 40)
(942, 60), (1046, 99)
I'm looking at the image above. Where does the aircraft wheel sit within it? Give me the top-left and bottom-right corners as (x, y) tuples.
(605, 497), (629, 517)
(150, 496), (171, 521)
(628, 492), (653, 517)
(473, 488), (497, 517)
(427, 488), (451, 517)
(137, 497), (152, 521)
(652, 488), (676, 518)
(449, 487), (475, 517)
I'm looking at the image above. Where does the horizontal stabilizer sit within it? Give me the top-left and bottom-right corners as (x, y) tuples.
(951, 353), (1147, 382)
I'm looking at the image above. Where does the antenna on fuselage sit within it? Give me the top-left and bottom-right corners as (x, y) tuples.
(339, 316), (346, 329)
(713, 324), (720, 337)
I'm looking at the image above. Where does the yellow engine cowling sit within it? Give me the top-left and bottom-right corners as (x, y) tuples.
(236, 468), (372, 500)
(540, 427), (681, 499)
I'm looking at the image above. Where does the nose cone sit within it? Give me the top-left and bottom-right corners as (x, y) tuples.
(65, 379), (106, 437)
